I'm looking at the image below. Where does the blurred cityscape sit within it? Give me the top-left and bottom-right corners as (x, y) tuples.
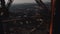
(2, 2), (51, 34)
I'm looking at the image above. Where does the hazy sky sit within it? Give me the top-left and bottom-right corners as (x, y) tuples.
(5, 0), (51, 4)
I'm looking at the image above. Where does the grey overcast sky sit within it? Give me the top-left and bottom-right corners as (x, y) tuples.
(5, 0), (51, 4)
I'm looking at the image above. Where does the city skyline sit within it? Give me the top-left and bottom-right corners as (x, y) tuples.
(5, 0), (51, 4)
